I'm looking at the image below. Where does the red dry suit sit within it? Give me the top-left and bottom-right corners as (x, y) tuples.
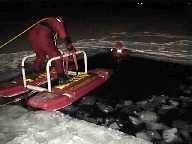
(28, 17), (74, 77)
(112, 41), (129, 61)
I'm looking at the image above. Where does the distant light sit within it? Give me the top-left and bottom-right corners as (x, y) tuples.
(56, 18), (62, 23)
(117, 49), (122, 53)
(137, 2), (144, 6)
(187, 2), (192, 6)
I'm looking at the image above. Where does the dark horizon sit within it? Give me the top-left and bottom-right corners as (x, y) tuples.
(0, 1), (191, 20)
(0, 0), (191, 44)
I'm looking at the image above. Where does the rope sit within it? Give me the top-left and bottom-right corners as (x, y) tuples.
(0, 17), (49, 49)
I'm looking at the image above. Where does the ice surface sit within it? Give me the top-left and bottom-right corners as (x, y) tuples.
(0, 32), (192, 72)
(0, 51), (33, 72)
(0, 105), (151, 144)
(74, 32), (192, 64)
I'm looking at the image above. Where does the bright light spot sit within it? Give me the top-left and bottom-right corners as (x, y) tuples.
(56, 18), (62, 22)
(137, 2), (144, 6)
(117, 49), (122, 53)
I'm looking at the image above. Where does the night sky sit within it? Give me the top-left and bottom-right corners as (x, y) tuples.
(0, 0), (191, 40)
(0, 0), (191, 19)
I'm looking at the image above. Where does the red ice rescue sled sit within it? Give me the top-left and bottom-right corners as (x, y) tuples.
(0, 51), (112, 111)
(27, 51), (112, 111)
(28, 68), (111, 111)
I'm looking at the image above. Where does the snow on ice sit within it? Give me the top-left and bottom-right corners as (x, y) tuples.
(0, 105), (151, 144)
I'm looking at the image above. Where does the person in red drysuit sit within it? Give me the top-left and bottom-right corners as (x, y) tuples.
(112, 41), (129, 61)
(28, 17), (76, 84)
(111, 42), (129, 72)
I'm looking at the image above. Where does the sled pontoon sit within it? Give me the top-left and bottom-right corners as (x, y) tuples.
(27, 50), (112, 111)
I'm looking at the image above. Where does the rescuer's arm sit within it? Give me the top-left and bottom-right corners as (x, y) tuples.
(54, 19), (76, 52)
(64, 36), (78, 75)
(63, 36), (76, 52)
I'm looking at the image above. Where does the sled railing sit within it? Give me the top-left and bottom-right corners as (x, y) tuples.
(46, 51), (87, 92)
(21, 53), (36, 88)
(21, 50), (87, 92)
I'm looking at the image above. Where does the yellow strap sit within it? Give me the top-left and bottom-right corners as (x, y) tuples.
(0, 17), (49, 49)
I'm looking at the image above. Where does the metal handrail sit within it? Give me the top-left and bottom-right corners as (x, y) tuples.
(46, 51), (87, 92)
(21, 53), (36, 87)
(21, 51), (87, 93)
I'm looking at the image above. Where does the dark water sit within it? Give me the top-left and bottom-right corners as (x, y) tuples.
(87, 52), (191, 99)
(55, 52), (192, 143)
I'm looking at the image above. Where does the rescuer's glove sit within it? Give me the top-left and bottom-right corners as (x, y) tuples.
(64, 36), (76, 52)
(68, 44), (76, 53)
